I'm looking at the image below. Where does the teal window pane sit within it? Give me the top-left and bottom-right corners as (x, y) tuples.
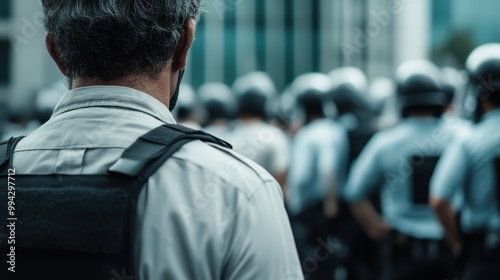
(0, 40), (11, 86)
(0, 0), (11, 19)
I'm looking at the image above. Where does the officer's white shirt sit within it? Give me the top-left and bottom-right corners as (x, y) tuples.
(228, 120), (289, 177)
(431, 109), (500, 234)
(12, 86), (303, 280)
(287, 119), (349, 215)
(345, 117), (454, 239)
(439, 111), (473, 140)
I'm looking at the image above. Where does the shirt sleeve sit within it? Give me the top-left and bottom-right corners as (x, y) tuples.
(430, 138), (469, 201)
(336, 129), (350, 192)
(223, 181), (303, 280)
(318, 133), (336, 175)
(317, 128), (349, 196)
(344, 135), (383, 202)
(288, 133), (313, 190)
(269, 129), (290, 175)
(286, 132), (315, 214)
(135, 158), (303, 280)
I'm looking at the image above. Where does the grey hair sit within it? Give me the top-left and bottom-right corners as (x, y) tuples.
(42, 0), (203, 81)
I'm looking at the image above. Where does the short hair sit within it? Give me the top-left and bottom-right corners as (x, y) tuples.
(42, 0), (203, 81)
(237, 89), (268, 118)
(297, 89), (326, 121)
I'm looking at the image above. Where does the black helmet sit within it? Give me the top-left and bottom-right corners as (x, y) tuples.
(328, 67), (374, 118)
(395, 60), (449, 115)
(465, 44), (500, 120)
(288, 73), (334, 123)
(198, 83), (235, 124)
(232, 72), (276, 118)
(172, 84), (197, 120)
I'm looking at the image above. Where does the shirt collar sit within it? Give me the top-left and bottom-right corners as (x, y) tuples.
(52, 86), (176, 124)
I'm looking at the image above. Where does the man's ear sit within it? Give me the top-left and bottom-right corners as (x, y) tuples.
(45, 34), (68, 76)
(172, 19), (196, 71)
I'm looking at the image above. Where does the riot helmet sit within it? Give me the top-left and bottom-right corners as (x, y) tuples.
(327, 67), (374, 118)
(198, 83), (235, 125)
(288, 73), (333, 124)
(395, 60), (449, 118)
(232, 72), (276, 119)
(465, 43), (500, 121)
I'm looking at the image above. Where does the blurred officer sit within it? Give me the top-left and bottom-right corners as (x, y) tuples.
(345, 60), (456, 280)
(229, 72), (290, 188)
(35, 79), (66, 125)
(431, 44), (500, 280)
(328, 68), (383, 280)
(172, 84), (202, 130)
(268, 90), (294, 132)
(438, 67), (473, 139)
(198, 83), (235, 140)
(276, 88), (302, 136)
(0, 1), (302, 279)
(286, 73), (350, 280)
(369, 77), (398, 130)
(328, 67), (378, 163)
(0, 106), (40, 141)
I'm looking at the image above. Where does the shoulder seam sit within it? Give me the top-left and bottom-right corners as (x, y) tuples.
(166, 156), (271, 199)
(180, 141), (275, 183)
(164, 143), (274, 199)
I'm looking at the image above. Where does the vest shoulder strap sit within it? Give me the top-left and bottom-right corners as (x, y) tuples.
(109, 124), (232, 181)
(0, 125), (231, 279)
(0, 136), (26, 175)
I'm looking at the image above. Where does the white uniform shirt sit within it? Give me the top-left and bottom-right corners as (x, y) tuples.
(431, 109), (500, 233)
(287, 119), (349, 215)
(13, 86), (303, 280)
(229, 121), (289, 177)
(345, 118), (454, 239)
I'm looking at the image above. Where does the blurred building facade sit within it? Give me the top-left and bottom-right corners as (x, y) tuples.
(431, 0), (500, 67)
(0, 0), (434, 108)
(0, 0), (62, 108)
(186, 0), (431, 89)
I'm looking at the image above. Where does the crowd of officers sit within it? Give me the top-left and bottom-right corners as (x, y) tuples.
(3, 43), (500, 280)
(171, 43), (500, 280)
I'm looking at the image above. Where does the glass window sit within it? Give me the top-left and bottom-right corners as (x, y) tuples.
(0, 40), (11, 86)
(224, 11), (237, 85)
(0, 0), (11, 19)
(255, 0), (266, 71)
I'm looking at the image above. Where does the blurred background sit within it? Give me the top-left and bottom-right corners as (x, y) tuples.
(0, 0), (499, 135)
(0, 0), (500, 137)
(1, 1), (500, 279)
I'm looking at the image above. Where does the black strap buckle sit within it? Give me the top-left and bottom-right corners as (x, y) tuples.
(0, 136), (25, 174)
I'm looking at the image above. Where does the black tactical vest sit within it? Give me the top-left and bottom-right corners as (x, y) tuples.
(0, 124), (231, 280)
